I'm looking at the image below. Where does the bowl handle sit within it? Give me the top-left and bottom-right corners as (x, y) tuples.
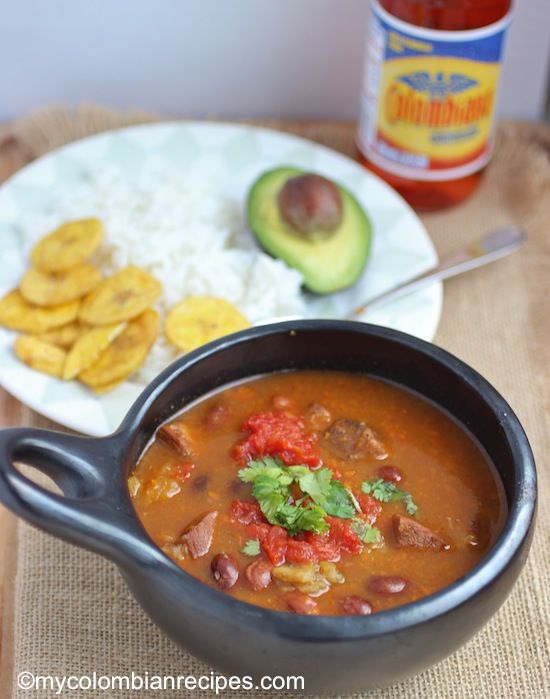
(0, 427), (164, 567)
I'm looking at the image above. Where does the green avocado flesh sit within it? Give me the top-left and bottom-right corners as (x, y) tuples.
(246, 167), (372, 294)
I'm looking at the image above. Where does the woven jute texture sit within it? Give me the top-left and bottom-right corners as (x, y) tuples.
(4, 107), (550, 698)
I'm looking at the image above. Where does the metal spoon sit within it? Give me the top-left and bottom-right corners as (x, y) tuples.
(254, 227), (526, 326)
(347, 227), (526, 319)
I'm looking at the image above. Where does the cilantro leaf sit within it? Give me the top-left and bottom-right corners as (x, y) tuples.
(238, 458), (293, 487)
(403, 492), (418, 516)
(276, 502), (329, 535)
(251, 473), (283, 500)
(361, 478), (397, 502)
(241, 539), (261, 556)
(251, 456), (286, 469)
(346, 487), (362, 513)
(361, 478), (418, 516)
(285, 465), (311, 480)
(289, 466), (333, 505)
(324, 481), (356, 519)
(252, 474), (286, 523)
(351, 518), (383, 545)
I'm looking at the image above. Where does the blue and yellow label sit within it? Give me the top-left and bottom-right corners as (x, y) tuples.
(358, 1), (511, 181)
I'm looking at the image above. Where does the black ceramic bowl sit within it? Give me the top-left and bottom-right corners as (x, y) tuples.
(0, 322), (537, 693)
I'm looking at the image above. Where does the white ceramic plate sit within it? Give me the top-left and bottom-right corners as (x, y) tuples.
(0, 122), (442, 436)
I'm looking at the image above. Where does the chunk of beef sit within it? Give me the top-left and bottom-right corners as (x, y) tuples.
(157, 422), (193, 457)
(182, 511), (218, 559)
(356, 424), (388, 460)
(304, 402), (332, 431)
(393, 515), (449, 551)
(323, 418), (388, 460)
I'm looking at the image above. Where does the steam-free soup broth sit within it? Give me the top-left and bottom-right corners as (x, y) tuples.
(129, 371), (506, 615)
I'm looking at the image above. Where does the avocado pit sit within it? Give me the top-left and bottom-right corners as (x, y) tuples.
(278, 174), (343, 237)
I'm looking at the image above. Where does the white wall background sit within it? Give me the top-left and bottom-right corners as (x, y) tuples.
(1, 0), (549, 123)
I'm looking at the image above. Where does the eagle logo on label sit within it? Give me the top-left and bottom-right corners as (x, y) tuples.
(397, 72), (478, 99)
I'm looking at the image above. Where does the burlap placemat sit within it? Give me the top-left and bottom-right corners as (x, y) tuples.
(2, 107), (549, 698)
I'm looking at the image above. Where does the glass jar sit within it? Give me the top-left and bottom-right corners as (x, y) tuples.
(357, 0), (513, 210)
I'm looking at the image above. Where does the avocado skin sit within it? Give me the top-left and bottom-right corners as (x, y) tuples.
(246, 167), (371, 294)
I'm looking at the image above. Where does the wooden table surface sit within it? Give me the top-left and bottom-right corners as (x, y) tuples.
(0, 136), (32, 550)
(0, 137), (26, 686)
(0, 135), (34, 694)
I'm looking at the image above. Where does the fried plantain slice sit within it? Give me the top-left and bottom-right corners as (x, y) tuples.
(79, 309), (159, 387)
(164, 296), (250, 352)
(63, 322), (126, 380)
(19, 263), (102, 307)
(14, 335), (67, 377)
(36, 322), (85, 349)
(78, 267), (162, 325)
(31, 218), (103, 272)
(0, 289), (80, 333)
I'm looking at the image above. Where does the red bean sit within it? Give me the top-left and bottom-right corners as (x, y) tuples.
(378, 465), (402, 483)
(368, 576), (409, 595)
(229, 477), (246, 495)
(245, 559), (273, 591)
(191, 474), (209, 491)
(205, 403), (228, 429)
(286, 592), (318, 615)
(211, 554), (239, 590)
(341, 596), (373, 616)
(272, 394), (291, 411)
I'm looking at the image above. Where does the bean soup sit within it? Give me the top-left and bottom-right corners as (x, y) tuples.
(129, 371), (506, 616)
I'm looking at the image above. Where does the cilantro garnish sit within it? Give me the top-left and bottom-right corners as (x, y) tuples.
(241, 539), (260, 556)
(238, 457), (294, 487)
(287, 465), (332, 505)
(274, 501), (328, 536)
(238, 458), (330, 534)
(361, 478), (418, 516)
(237, 459), (402, 541)
(241, 539), (261, 556)
(402, 492), (418, 516)
(323, 481), (356, 519)
(239, 458), (360, 535)
(351, 518), (383, 545)
(346, 487), (363, 513)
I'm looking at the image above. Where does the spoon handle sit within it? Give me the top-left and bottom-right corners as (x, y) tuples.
(348, 227), (526, 319)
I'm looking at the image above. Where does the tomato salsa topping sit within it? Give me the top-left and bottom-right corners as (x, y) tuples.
(233, 412), (320, 467)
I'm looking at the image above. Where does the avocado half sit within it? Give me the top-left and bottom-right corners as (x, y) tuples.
(246, 167), (372, 294)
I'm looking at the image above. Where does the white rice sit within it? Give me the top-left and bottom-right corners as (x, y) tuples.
(18, 163), (306, 384)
